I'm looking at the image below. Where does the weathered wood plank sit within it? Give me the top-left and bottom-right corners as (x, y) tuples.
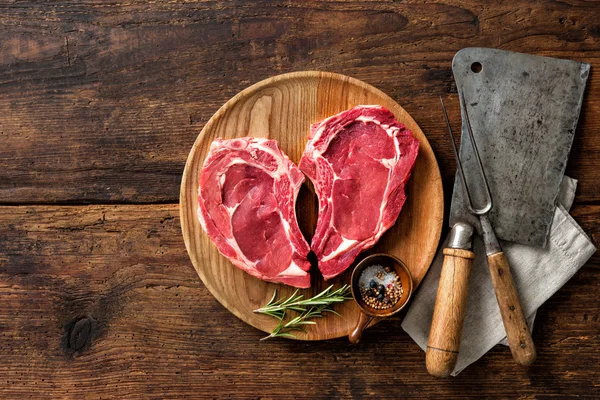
(0, 204), (597, 397)
(1, 0), (599, 397)
(0, 1), (598, 203)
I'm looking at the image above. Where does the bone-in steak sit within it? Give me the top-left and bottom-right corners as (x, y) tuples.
(299, 106), (419, 279)
(198, 137), (311, 288)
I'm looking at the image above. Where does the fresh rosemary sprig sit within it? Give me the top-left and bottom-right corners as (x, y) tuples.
(254, 284), (352, 340)
(254, 284), (352, 317)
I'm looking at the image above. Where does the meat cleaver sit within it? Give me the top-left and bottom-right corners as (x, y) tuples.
(426, 48), (589, 375)
(450, 48), (590, 247)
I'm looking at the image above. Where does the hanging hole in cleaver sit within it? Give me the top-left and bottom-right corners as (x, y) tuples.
(471, 62), (482, 73)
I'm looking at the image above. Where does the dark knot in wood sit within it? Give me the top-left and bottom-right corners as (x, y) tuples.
(68, 317), (93, 351)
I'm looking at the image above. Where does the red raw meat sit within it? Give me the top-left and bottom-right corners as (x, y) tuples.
(299, 106), (419, 279)
(198, 137), (311, 288)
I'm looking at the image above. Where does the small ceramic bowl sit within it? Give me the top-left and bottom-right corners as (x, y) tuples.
(348, 253), (414, 344)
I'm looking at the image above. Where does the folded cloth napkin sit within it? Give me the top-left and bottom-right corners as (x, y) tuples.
(498, 176), (578, 346)
(401, 176), (596, 375)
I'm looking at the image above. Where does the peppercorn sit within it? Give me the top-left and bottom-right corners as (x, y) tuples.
(359, 268), (405, 310)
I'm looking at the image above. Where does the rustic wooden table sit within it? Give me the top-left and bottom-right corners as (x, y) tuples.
(1, 1), (598, 398)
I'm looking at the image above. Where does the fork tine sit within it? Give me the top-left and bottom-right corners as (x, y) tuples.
(458, 90), (493, 214)
(440, 97), (477, 215)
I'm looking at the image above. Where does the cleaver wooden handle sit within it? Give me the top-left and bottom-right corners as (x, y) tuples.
(426, 248), (475, 377)
(487, 251), (537, 366)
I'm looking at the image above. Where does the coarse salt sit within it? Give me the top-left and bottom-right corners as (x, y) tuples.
(359, 264), (397, 287)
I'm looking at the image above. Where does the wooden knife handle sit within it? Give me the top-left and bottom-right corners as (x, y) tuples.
(487, 251), (536, 366)
(426, 248), (475, 377)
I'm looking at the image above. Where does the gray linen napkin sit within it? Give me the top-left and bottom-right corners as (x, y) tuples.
(401, 176), (596, 375)
(498, 176), (578, 345)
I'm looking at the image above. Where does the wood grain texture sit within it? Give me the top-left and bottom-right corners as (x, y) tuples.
(180, 71), (443, 339)
(487, 251), (537, 366)
(1, 0), (599, 397)
(0, 204), (598, 398)
(426, 247), (475, 377)
(0, 1), (599, 204)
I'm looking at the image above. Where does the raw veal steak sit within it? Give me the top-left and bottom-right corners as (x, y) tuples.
(299, 106), (419, 279)
(198, 137), (311, 288)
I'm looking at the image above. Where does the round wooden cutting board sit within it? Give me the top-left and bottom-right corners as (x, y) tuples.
(180, 71), (443, 340)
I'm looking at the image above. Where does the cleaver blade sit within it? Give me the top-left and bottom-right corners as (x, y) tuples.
(449, 48), (589, 248)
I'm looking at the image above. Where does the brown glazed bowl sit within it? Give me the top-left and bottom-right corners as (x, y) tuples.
(348, 253), (413, 344)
